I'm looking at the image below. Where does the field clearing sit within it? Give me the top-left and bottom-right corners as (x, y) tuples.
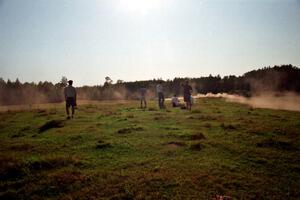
(0, 98), (299, 199)
(0, 100), (131, 112)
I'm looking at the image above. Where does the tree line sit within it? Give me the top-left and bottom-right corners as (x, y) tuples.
(0, 64), (299, 105)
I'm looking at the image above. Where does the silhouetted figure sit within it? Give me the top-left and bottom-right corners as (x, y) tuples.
(172, 94), (180, 107)
(183, 80), (192, 110)
(156, 81), (165, 109)
(64, 80), (77, 119)
(139, 87), (147, 109)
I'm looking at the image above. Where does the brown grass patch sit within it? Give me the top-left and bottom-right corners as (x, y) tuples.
(52, 170), (86, 187)
(221, 123), (237, 130)
(203, 123), (212, 128)
(190, 142), (204, 151)
(148, 107), (158, 111)
(166, 141), (186, 149)
(153, 116), (166, 121)
(34, 109), (48, 116)
(9, 144), (34, 151)
(189, 132), (206, 140)
(28, 156), (83, 171)
(117, 127), (144, 134)
(126, 114), (134, 118)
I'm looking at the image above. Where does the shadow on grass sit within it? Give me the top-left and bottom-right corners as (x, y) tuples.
(39, 120), (65, 133)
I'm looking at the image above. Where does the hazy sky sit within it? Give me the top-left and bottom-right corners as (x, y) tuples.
(0, 0), (300, 86)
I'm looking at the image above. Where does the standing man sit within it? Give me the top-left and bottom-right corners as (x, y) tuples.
(64, 80), (77, 119)
(139, 87), (147, 109)
(183, 80), (193, 110)
(156, 81), (165, 109)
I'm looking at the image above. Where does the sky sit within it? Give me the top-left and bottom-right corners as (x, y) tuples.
(0, 0), (300, 86)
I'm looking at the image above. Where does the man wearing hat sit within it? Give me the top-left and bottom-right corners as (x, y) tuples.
(64, 80), (77, 119)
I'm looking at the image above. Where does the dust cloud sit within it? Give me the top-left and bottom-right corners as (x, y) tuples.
(195, 92), (300, 112)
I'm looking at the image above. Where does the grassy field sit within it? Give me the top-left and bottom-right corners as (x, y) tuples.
(0, 98), (299, 200)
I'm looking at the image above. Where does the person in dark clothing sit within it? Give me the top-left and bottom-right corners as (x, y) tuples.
(156, 81), (165, 109)
(140, 87), (147, 109)
(64, 80), (77, 119)
(183, 80), (192, 110)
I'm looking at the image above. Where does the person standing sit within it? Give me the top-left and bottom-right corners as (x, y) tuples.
(139, 87), (147, 109)
(64, 80), (77, 119)
(183, 80), (193, 110)
(156, 81), (165, 109)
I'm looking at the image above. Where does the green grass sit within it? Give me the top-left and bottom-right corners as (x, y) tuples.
(0, 98), (299, 199)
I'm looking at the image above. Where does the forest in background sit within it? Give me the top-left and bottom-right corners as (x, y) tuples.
(0, 64), (299, 105)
